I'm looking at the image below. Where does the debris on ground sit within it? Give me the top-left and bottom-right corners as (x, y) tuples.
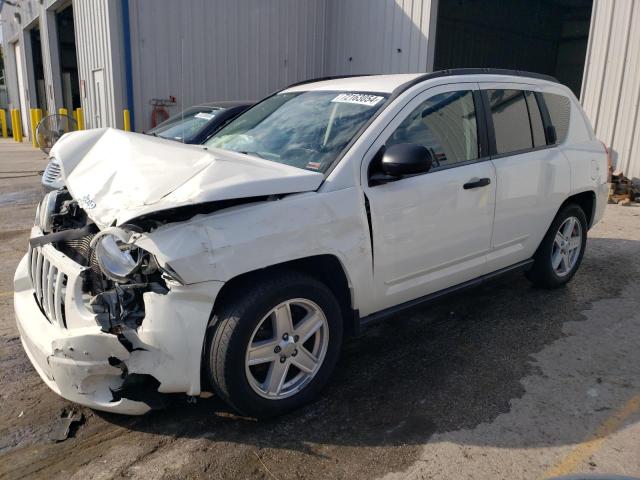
(51, 409), (84, 442)
(609, 171), (639, 205)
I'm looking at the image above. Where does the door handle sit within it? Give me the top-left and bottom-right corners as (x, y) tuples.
(463, 177), (491, 189)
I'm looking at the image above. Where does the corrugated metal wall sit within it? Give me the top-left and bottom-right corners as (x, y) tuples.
(324, 0), (437, 75)
(73, 0), (126, 129)
(0, 0), (125, 132)
(128, 0), (328, 132)
(0, 0), (60, 133)
(581, 0), (640, 182)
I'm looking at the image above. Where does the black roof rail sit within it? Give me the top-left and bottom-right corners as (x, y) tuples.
(391, 68), (559, 97)
(427, 68), (559, 83)
(285, 68), (558, 93)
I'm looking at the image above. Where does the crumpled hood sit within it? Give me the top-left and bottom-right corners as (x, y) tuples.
(52, 128), (324, 228)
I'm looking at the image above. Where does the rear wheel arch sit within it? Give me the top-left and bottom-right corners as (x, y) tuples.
(560, 190), (596, 228)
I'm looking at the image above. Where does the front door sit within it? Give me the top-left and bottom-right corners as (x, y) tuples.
(362, 84), (496, 313)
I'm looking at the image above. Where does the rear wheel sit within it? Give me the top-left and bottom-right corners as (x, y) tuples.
(526, 204), (587, 288)
(205, 271), (343, 418)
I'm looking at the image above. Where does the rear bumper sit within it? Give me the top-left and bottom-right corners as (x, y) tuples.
(14, 247), (224, 415)
(592, 181), (609, 227)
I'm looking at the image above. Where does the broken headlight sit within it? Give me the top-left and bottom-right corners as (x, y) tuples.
(90, 228), (143, 282)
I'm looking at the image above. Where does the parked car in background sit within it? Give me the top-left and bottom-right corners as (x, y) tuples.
(17, 69), (608, 418)
(146, 101), (252, 143)
(41, 101), (252, 190)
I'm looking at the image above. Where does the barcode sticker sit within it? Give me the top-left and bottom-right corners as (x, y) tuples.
(331, 93), (384, 106)
(194, 112), (215, 120)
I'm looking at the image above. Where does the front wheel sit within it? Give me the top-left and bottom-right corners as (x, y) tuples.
(205, 271), (343, 418)
(526, 204), (588, 288)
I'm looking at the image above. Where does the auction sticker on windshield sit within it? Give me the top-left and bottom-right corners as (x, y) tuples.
(331, 93), (384, 106)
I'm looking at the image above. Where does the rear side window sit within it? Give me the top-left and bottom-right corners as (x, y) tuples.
(524, 92), (546, 147)
(542, 93), (571, 143)
(487, 89), (532, 154)
(387, 90), (478, 168)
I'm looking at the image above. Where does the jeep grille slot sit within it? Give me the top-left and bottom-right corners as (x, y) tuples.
(28, 246), (67, 327)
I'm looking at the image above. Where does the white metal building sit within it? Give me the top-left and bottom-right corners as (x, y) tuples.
(0, 0), (638, 182)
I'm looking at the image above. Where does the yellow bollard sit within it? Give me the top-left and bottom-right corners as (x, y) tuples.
(58, 108), (68, 116)
(123, 109), (131, 132)
(0, 110), (7, 138)
(11, 110), (17, 141)
(75, 107), (84, 130)
(29, 108), (38, 148)
(12, 110), (23, 142)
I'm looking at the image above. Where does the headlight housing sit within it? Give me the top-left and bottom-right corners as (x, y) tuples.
(36, 190), (58, 232)
(90, 228), (143, 282)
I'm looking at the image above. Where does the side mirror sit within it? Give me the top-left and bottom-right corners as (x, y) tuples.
(381, 143), (433, 177)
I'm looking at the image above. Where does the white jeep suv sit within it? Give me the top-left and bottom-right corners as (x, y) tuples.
(14, 69), (608, 417)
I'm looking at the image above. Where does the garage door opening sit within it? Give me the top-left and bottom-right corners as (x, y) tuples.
(29, 25), (47, 110)
(56, 5), (80, 112)
(433, 0), (593, 98)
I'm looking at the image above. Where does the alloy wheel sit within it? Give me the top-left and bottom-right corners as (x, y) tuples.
(244, 298), (329, 399)
(551, 216), (583, 277)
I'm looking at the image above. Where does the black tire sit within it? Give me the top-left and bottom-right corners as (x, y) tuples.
(526, 203), (588, 289)
(205, 270), (343, 418)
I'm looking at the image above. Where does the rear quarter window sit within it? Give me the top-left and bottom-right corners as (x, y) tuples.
(487, 89), (532, 155)
(542, 93), (571, 143)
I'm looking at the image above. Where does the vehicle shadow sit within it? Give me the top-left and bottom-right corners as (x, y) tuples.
(97, 236), (640, 463)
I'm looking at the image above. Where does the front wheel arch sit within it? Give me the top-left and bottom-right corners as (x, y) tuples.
(211, 254), (357, 336)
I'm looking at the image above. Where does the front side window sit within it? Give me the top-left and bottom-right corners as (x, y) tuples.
(487, 89), (533, 155)
(387, 90), (479, 168)
(206, 91), (388, 173)
(542, 92), (571, 144)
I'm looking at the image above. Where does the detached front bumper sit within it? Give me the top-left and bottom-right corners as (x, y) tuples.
(14, 241), (224, 415)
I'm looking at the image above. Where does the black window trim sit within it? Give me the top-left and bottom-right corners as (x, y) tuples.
(482, 88), (559, 161)
(534, 91), (559, 146)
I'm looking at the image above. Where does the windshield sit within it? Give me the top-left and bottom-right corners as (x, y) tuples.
(148, 107), (223, 142)
(205, 91), (388, 173)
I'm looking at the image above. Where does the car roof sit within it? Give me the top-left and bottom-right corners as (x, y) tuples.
(283, 74), (424, 94)
(282, 69), (560, 95)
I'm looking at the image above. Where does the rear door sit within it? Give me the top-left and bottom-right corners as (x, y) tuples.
(361, 83), (497, 313)
(480, 83), (571, 272)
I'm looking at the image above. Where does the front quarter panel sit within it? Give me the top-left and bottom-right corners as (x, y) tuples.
(136, 188), (372, 311)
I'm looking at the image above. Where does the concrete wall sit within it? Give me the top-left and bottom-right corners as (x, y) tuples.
(581, 0), (640, 183)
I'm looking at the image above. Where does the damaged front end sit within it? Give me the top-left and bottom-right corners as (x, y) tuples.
(33, 190), (170, 334)
(15, 188), (220, 414)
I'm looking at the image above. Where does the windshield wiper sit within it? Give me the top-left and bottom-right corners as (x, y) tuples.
(238, 151), (266, 159)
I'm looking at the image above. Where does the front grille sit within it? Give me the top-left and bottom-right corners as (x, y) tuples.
(43, 162), (62, 183)
(28, 246), (68, 327)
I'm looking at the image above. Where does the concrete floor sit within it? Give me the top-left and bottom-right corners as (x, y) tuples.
(0, 137), (639, 479)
